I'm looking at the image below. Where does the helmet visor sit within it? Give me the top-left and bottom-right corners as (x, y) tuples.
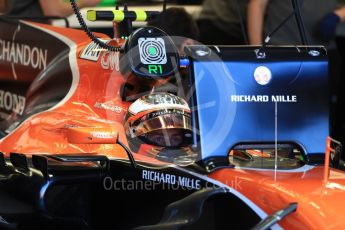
(129, 110), (192, 147)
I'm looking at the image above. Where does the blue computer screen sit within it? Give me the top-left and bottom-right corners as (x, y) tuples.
(192, 58), (329, 159)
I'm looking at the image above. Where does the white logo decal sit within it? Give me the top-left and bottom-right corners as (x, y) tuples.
(254, 66), (272, 85)
(230, 95), (297, 103)
(0, 90), (26, 115)
(0, 39), (48, 71)
(91, 131), (116, 139)
(101, 51), (120, 71)
(94, 102), (123, 114)
(142, 170), (201, 189)
(80, 40), (107, 61)
(138, 37), (167, 65)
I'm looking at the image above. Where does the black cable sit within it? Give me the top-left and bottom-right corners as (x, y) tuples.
(266, 12), (295, 44)
(291, 0), (309, 46)
(69, 0), (122, 52)
(258, 0), (306, 57)
(117, 140), (137, 168)
(260, 11), (295, 52)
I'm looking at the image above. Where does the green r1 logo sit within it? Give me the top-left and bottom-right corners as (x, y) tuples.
(148, 65), (163, 74)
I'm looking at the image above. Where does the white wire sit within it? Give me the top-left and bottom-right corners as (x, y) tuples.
(275, 102), (278, 180)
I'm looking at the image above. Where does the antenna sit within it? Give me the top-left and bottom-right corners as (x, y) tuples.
(163, 0), (167, 12)
(274, 101), (278, 181)
(235, 0), (248, 45)
(113, 5), (119, 39)
(291, 0), (308, 46)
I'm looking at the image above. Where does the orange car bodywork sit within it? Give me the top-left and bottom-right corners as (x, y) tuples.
(0, 22), (131, 158)
(209, 166), (345, 229)
(1, 22), (345, 229)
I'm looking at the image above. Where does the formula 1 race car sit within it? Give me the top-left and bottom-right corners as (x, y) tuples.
(1, 0), (345, 229)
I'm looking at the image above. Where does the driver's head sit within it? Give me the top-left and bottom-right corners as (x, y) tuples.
(125, 92), (193, 151)
(145, 129), (188, 147)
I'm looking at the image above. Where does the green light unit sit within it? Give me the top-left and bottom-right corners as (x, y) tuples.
(149, 47), (157, 56)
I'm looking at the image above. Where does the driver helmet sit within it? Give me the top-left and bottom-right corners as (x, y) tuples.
(125, 92), (193, 150)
